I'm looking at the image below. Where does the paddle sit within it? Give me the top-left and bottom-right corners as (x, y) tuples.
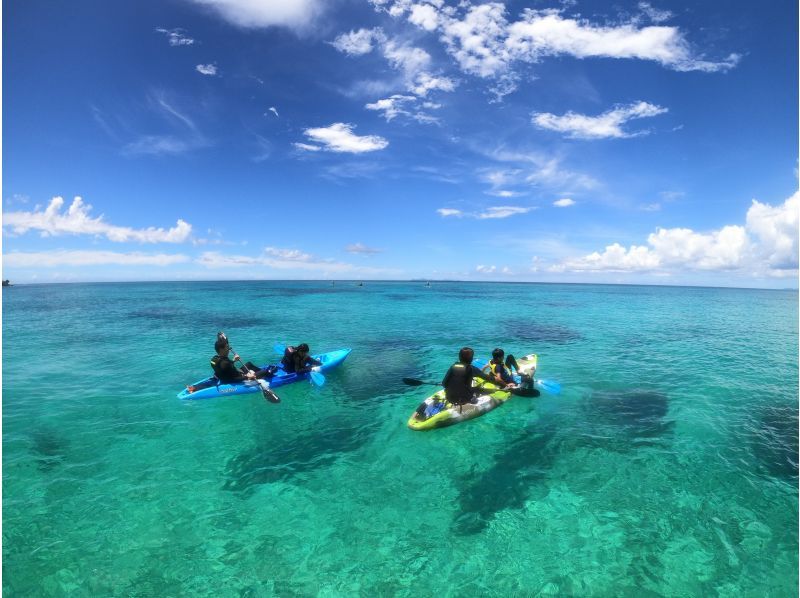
(218, 332), (280, 403)
(401, 377), (539, 398)
(273, 342), (326, 387)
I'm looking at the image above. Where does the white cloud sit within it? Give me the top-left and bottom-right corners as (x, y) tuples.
(331, 28), (386, 55)
(299, 123), (388, 153)
(438, 205), (531, 219)
(188, 0), (323, 31)
(155, 28), (195, 46)
(373, 2), (739, 81)
(267, 106), (279, 117)
(196, 248), (394, 275)
(3, 196), (193, 243)
(476, 264), (497, 273)
(332, 27), (456, 99)
(4, 250), (189, 268)
(553, 192), (798, 276)
(532, 101), (668, 139)
(293, 142), (322, 152)
(409, 3), (440, 30)
(554, 198), (575, 207)
(196, 63), (218, 75)
(346, 243), (383, 255)
(410, 72), (457, 96)
(365, 95), (417, 121)
(365, 94), (441, 123)
(383, 41), (432, 77)
(746, 190), (799, 269)
(477, 206), (531, 219)
(637, 2), (673, 24)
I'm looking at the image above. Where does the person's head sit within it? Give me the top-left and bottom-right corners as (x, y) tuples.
(458, 347), (474, 364)
(297, 343), (310, 354)
(214, 338), (230, 356)
(492, 348), (504, 361)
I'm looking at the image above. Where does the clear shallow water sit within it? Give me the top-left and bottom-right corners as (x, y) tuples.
(3, 281), (797, 596)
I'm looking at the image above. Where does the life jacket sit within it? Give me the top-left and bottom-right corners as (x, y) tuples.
(444, 362), (473, 404)
(210, 354), (225, 378)
(488, 358), (513, 382)
(281, 347), (296, 371)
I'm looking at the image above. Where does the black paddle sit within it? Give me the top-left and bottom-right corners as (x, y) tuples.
(218, 332), (280, 404)
(401, 377), (539, 398)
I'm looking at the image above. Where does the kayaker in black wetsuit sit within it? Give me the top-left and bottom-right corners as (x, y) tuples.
(441, 347), (495, 405)
(413, 347), (494, 421)
(281, 343), (322, 374)
(210, 335), (277, 385)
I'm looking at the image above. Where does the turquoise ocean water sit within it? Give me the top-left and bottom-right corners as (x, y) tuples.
(3, 281), (798, 596)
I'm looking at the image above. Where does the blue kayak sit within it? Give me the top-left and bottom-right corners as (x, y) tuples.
(177, 348), (352, 400)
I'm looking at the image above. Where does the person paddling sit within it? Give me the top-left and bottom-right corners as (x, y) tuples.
(482, 347), (534, 390)
(281, 343), (322, 375)
(413, 346), (493, 421)
(209, 333), (280, 403)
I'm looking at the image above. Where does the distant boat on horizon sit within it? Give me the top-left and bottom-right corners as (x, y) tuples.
(2, 280), (10, 287)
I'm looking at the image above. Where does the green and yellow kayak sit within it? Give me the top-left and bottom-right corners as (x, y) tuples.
(407, 353), (539, 431)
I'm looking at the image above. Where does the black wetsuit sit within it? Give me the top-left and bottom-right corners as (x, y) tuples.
(211, 355), (273, 383)
(441, 361), (492, 405)
(281, 348), (322, 374)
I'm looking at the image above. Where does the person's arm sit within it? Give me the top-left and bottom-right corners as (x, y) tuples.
(471, 365), (493, 383)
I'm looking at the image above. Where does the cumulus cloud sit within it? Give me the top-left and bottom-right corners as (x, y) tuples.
(155, 28), (195, 46)
(554, 198), (575, 207)
(532, 102), (668, 139)
(437, 208), (463, 217)
(3, 196), (193, 243)
(476, 264), (497, 273)
(297, 123), (388, 153)
(371, 2), (740, 83)
(346, 243), (383, 255)
(553, 192), (798, 277)
(196, 63), (218, 75)
(4, 250), (189, 268)
(188, 0), (324, 31)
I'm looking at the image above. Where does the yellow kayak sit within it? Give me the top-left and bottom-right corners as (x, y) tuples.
(407, 353), (539, 431)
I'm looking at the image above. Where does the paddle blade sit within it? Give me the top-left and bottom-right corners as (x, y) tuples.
(310, 370), (326, 387)
(511, 387), (541, 398)
(273, 343), (287, 355)
(536, 379), (561, 395)
(402, 377), (426, 386)
(263, 388), (281, 403)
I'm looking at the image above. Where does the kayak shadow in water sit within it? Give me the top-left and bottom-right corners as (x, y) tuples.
(223, 415), (379, 494)
(452, 422), (561, 536)
(576, 389), (674, 451)
(752, 403), (798, 480)
(29, 428), (68, 472)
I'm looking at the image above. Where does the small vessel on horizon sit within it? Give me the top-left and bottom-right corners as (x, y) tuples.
(2, 280), (10, 287)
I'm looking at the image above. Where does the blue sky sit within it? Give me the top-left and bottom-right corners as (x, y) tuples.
(3, 0), (798, 287)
